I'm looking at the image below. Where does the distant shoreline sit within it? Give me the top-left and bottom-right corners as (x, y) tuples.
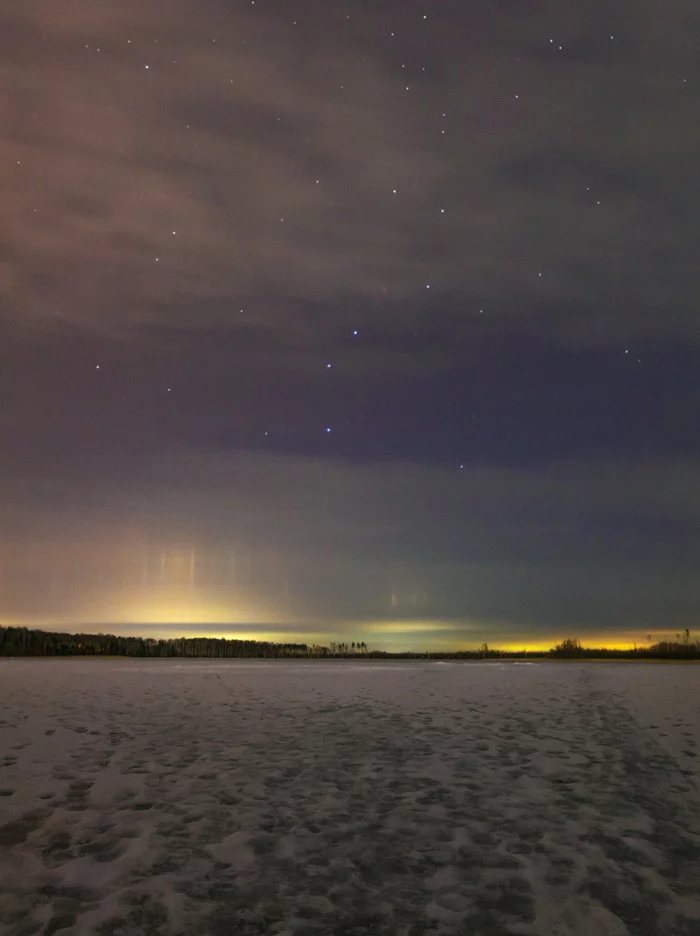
(2, 654), (699, 665)
(2, 624), (698, 662)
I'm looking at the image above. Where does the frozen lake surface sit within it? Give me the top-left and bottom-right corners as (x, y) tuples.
(1, 659), (699, 935)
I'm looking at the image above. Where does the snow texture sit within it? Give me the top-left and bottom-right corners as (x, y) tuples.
(0, 659), (699, 936)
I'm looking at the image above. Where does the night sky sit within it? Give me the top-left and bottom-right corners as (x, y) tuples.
(2, 1), (699, 650)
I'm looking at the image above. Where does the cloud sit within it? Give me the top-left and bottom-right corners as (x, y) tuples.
(2, 449), (699, 634)
(1, 1), (698, 348)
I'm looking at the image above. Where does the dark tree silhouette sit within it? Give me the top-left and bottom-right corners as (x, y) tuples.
(0, 626), (697, 661)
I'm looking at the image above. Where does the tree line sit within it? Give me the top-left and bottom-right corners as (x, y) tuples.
(0, 625), (697, 660)
(0, 626), (324, 658)
(549, 633), (699, 659)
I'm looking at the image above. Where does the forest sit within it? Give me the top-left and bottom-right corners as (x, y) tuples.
(0, 626), (698, 660)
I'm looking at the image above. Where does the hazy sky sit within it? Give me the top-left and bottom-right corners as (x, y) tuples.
(2, 1), (699, 649)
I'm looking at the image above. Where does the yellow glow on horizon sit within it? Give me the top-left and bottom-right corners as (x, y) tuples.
(362, 619), (470, 634)
(104, 585), (282, 626)
(476, 632), (680, 653)
(0, 605), (689, 654)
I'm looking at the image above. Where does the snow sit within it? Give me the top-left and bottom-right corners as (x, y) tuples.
(0, 658), (699, 935)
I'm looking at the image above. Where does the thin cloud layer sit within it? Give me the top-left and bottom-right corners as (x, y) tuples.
(2, 1), (698, 345)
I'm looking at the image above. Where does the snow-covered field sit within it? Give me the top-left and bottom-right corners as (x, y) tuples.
(1, 659), (699, 936)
